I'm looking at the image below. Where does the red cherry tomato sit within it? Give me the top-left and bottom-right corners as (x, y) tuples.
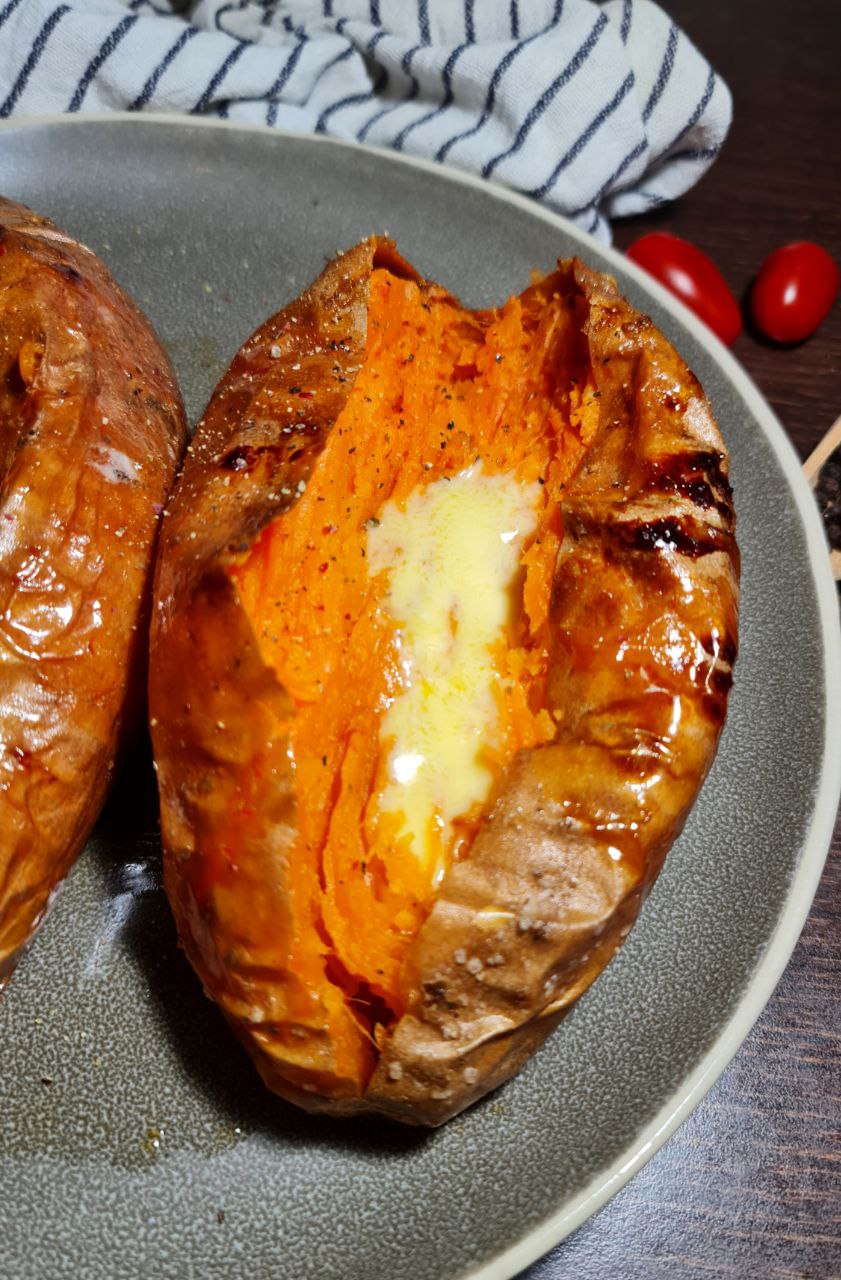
(625, 232), (742, 346)
(750, 241), (839, 344)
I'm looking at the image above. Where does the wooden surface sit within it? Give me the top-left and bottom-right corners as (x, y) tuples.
(525, 2), (841, 1277)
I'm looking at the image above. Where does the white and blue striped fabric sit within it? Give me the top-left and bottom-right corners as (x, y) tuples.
(0, 0), (731, 241)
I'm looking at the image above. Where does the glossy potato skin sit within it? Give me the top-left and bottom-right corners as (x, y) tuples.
(0, 198), (187, 985)
(150, 242), (739, 1125)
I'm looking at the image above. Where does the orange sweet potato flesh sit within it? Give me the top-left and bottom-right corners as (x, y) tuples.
(0, 198), (187, 985)
(228, 266), (597, 1031)
(150, 240), (739, 1124)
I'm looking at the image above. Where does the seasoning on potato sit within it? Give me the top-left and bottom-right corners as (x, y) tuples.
(149, 240), (739, 1126)
(0, 197), (187, 987)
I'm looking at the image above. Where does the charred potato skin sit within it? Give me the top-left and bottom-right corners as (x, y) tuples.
(0, 198), (187, 985)
(151, 245), (739, 1126)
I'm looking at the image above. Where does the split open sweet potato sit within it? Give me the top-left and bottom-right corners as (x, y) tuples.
(149, 240), (739, 1125)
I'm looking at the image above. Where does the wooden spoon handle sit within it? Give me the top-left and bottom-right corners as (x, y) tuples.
(803, 414), (841, 582)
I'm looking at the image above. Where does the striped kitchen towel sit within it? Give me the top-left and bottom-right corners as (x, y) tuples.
(0, 0), (731, 242)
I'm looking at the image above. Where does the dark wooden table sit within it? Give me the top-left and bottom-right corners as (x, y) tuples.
(525, 2), (841, 1276)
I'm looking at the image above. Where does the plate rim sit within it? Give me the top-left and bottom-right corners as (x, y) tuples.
(2, 112), (839, 1280)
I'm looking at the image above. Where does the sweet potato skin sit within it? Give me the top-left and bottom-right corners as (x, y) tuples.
(150, 244), (739, 1125)
(0, 198), (187, 985)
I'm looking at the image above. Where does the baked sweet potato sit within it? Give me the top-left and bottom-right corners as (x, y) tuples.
(149, 240), (739, 1126)
(0, 198), (187, 986)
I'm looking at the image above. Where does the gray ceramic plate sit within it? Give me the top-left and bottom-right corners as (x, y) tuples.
(0, 117), (839, 1280)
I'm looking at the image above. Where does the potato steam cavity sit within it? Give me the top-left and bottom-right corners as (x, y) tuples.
(367, 463), (541, 881)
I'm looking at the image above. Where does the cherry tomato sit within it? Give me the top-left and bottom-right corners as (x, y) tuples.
(750, 241), (839, 344)
(625, 232), (741, 346)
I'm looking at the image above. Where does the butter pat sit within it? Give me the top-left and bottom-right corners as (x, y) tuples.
(367, 463), (540, 877)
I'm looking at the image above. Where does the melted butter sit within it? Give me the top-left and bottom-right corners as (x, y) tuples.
(367, 462), (540, 876)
